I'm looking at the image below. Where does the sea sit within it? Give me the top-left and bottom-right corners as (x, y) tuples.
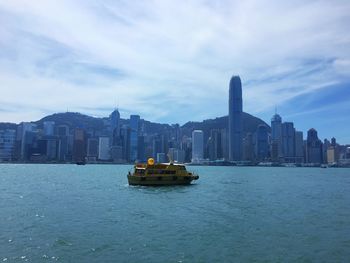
(0, 164), (349, 262)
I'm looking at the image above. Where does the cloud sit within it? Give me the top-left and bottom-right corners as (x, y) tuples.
(0, 0), (349, 137)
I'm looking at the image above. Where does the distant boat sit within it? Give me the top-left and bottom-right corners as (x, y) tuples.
(127, 158), (199, 186)
(76, 161), (86, 165)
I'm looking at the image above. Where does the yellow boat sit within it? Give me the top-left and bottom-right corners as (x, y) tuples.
(127, 158), (199, 186)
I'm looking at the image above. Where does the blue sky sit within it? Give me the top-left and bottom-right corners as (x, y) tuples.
(0, 0), (350, 143)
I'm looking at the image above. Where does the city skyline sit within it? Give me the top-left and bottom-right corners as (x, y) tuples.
(1, 1), (350, 143)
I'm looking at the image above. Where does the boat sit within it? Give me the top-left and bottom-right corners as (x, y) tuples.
(127, 158), (199, 186)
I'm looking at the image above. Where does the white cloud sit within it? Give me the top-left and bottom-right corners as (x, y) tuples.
(0, 0), (349, 125)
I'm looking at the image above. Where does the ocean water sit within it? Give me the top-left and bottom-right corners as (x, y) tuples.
(0, 164), (349, 262)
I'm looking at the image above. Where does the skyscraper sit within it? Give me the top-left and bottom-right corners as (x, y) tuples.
(255, 125), (269, 161)
(271, 113), (283, 159)
(306, 128), (323, 164)
(229, 76), (243, 161)
(130, 115), (140, 162)
(109, 109), (120, 146)
(191, 130), (204, 163)
(282, 122), (295, 162)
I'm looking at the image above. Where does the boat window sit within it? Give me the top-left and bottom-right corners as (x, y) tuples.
(135, 169), (145, 174)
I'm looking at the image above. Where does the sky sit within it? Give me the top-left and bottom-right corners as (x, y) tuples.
(0, 0), (350, 143)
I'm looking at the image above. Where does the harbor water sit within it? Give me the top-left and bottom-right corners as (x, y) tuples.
(0, 164), (349, 262)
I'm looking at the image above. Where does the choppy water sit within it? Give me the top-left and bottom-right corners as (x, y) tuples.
(0, 164), (350, 262)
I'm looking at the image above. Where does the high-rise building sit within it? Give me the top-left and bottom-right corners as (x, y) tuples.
(271, 114), (283, 159)
(57, 125), (69, 137)
(243, 132), (254, 161)
(174, 149), (185, 163)
(98, 137), (110, 161)
(157, 153), (166, 163)
(137, 135), (145, 162)
(282, 122), (295, 162)
(192, 130), (204, 163)
(208, 129), (222, 161)
(255, 125), (269, 161)
(0, 129), (16, 162)
(73, 128), (86, 163)
(130, 115), (140, 162)
(120, 125), (131, 162)
(295, 131), (304, 163)
(306, 128), (323, 164)
(43, 121), (55, 136)
(46, 138), (58, 160)
(109, 109), (120, 145)
(87, 138), (99, 158)
(229, 76), (243, 161)
(16, 122), (36, 161)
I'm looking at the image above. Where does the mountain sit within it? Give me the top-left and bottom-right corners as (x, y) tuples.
(34, 112), (106, 130)
(1, 111), (269, 138)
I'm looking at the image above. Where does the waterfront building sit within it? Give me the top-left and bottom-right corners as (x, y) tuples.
(157, 153), (167, 163)
(109, 109), (120, 145)
(137, 135), (145, 162)
(220, 129), (229, 160)
(0, 129), (16, 162)
(87, 138), (99, 159)
(174, 149), (185, 163)
(255, 125), (269, 161)
(325, 137), (339, 164)
(58, 136), (69, 162)
(295, 131), (304, 163)
(152, 136), (162, 159)
(73, 129), (86, 163)
(98, 137), (110, 161)
(46, 138), (58, 160)
(43, 121), (55, 136)
(110, 145), (123, 163)
(271, 113), (283, 159)
(243, 132), (254, 161)
(208, 129), (222, 161)
(130, 115), (140, 162)
(282, 122), (295, 162)
(192, 130), (204, 163)
(16, 122), (37, 161)
(306, 128), (323, 164)
(168, 148), (176, 162)
(323, 139), (331, 163)
(327, 147), (337, 164)
(120, 125), (131, 162)
(228, 75), (243, 161)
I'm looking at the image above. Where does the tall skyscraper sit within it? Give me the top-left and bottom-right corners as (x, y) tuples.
(192, 130), (204, 163)
(0, 129), (16, 162)
(282, 122), (295, 162)
(229, 75), (243, 161)
(109, 109), (120, 145)
(295, 131), (304, 163)
(98, 137), (110, 161)
(130, 115), (140, 162)
(306, 128), (323, 164)
(255, 125), (269, 161)
(271, 113), (283, 158)
(73, 128), (86, 163)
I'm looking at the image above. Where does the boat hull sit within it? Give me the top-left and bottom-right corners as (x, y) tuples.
(127, 175), (198, 186)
